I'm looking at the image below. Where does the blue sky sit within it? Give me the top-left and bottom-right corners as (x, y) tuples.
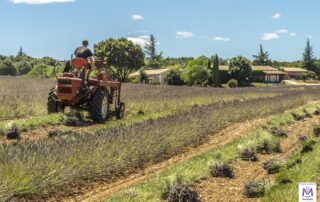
(0, 0), (319, 61)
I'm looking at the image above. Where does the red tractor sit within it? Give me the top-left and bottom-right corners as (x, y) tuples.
(48, 58), (125, 123)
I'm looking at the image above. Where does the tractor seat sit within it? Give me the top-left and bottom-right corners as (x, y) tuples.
(72, 58), (88, 70)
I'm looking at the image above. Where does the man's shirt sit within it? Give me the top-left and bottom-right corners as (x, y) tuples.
(74, 46), (93, 59)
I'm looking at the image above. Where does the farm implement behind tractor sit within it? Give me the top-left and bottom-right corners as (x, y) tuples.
(48, 57), (125, 123)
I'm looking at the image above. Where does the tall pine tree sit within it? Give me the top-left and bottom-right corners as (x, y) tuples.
(145, 34), (162, 68)
(252, 44), (271, 66)
(17, 46), (26, 57)
(303, 39), (316, 72)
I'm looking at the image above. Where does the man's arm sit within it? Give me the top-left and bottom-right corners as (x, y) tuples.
(88, 49), (95, 69)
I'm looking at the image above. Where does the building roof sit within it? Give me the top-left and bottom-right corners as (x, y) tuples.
(263, 70), (287, 75)
(252, 66), (279, 71)
(129, 69), (170, 77)
(220, 66), (279, 71)
(282, 67), (308, 73)
(219, 66), (229, 70)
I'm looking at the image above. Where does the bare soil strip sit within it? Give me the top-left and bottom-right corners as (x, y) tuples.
(56, 117), (272, 202)
(195, 116), (320, 202)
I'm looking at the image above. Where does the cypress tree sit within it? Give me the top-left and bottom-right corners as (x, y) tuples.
(213, 54), (220, 86)
(303, 39), (316, 72)
(145, 34), (162, 68)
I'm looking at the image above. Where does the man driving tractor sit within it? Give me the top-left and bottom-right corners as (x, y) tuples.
(64, 40), (95, 78)
(50, 40), (125, 123)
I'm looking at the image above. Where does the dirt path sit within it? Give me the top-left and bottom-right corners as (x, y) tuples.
(195, 116), (320, 202)
(55, 117), (272, 202)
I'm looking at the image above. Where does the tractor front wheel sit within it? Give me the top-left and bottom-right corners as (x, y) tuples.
(89, 89), (110, 123)
(47, 88), (64, 113)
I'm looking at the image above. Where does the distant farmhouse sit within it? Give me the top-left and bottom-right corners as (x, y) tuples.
(282, 67), (308, 79)
(129, 69), (170, 85)
(220, 66), (287, 83)
(251, 66), (287, 83)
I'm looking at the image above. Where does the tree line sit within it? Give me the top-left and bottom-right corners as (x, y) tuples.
(0, 36), (319, 87)
(0, 47), (59, 78)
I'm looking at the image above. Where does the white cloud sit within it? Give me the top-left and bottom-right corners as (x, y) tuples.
(275, 29), (289, 34)
(176, 31), (194, 39)
(132, 14), (144, 21)
(213, 36), (230, 42)
(272, 13), (282, 20)
(261, 32), (279, 40)
(290, 32), (297, 37)
(128, 37), (148, 47)
(128, 35), (159, 47)
(10, 0), (75, 4)
(134, 30), (149, 34)
(261, 28), (295, 40)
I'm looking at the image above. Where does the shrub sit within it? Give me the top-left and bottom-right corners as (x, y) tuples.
(275, 169), (293, 184)
(299, 135), (308, 142)
(268, 126), (287, 138)
(210, 162), (234, 178)
(6, 123), (20, 140)
(227, 79), (238, 88)
(240, 148), (258, 162)
(182, 57), (209, 86)
(301, 140), (316, 153)
(313, 126), (320, 137)
(0, 59), (17, 76)
(16, 61), (32, 75)
(166, 177), (199, 202)
(286, 155), (302, 169)
(301, 71), (317, 80)
(228, 56), (252, 83)
(291, 112), (304, 121)
(166, 69), (184, 86)
(256, 139), (281, 154)
(243, 181), (265, 198)
(273, 141), (282, 153)
(138, 109), (145, 115)
(139, 68), (149, 84)
(314, 109), (320, 115)
(303, 108), (313, 118)
(48, 130), (75, 138)
(28, 64), (51, 78)
(263, 159), (283, 174)
(62, 111), (85, 126)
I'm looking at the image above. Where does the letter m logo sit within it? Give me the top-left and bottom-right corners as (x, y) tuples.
(302, 187), (313, 197)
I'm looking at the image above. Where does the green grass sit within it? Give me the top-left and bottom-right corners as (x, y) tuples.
(0, 76), (282, 121)
(268, 102), (320, 127)
(0, 92), (279, 137)
(0, 113), (64, 136)
(1, 84), (320, 200)
(263, 138), (320, 201)
(1, 93), (316, 200)
(106, 104), (316, 202)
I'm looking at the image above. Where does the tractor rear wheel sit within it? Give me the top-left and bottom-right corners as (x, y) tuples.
(48, 88), (64, 113)
(89, 89), (110, 123)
